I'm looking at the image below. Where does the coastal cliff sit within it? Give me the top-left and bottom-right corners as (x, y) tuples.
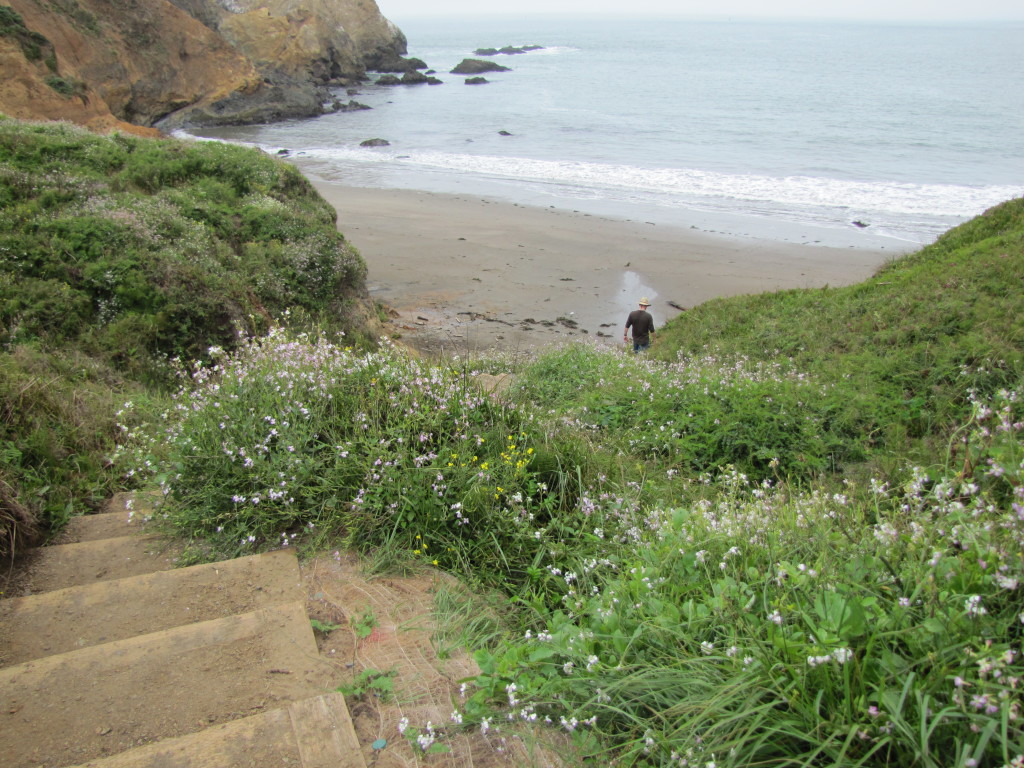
(0, 0), (406, 132)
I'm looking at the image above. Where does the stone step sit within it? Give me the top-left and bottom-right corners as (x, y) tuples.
(68, 693), (364, 768)
(0, 601), (332, 768)
(0, 549), (305, 667)
(13, 533), (183, 595)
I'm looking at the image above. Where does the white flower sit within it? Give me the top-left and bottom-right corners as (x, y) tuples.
(965, 595), (988, 618)
(832, 647), (853, 665)
(995, 573), (1019, 590)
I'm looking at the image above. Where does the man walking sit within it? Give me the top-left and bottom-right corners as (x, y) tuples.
(624, 297), (655, 353)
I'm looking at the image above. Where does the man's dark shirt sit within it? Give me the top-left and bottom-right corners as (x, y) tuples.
(626, 309), (655, 345)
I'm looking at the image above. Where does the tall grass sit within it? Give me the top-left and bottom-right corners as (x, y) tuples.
(118, 329), (1023, 766)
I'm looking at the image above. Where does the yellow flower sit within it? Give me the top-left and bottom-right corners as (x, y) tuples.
(414, 549), (421, 554)
(432, 559), (439, 566)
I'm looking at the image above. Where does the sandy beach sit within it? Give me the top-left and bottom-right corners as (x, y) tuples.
(315, 182), (904, 356)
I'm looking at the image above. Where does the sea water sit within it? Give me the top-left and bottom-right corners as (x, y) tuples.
(188, 15), (1024, 250)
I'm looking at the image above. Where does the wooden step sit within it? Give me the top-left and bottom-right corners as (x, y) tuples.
(0, 549), (305, 667)
(69, 693), (364, 768)
(60, 511), (137, 543)
(58, 492), (162, 544)
(0, 601), (333, 768)
(13, 533), (183, 594)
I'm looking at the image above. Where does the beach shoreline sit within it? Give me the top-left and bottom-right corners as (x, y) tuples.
(314, 181), (908, 356)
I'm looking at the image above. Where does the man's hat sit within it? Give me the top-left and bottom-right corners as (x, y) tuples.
(639, 297), (651, 306)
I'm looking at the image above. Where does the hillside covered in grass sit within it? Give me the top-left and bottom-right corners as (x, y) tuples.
(2, 113), (1022, 764)
(0, 118), (375, 551)
(113, 198), (1024, 765)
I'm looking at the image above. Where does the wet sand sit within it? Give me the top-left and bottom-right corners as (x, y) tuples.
(315, 182), (901, 356)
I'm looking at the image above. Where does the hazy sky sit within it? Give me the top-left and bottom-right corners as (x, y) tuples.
(377, 0), (1023, 22)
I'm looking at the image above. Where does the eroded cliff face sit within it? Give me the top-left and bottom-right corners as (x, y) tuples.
(0, 0), (406, 131)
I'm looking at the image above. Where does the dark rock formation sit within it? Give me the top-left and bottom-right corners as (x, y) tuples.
(465, 77), (488, 85)
(377, 71), (442, 86)
(336, 100), (372, 112)
(360, 138), (390, 147)
(474, 45), (544, 56)
(372, 56), (428, 73)
(450, 59), (511, 75)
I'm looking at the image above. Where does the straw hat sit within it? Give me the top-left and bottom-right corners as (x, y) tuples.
(639, 297), (651, 307)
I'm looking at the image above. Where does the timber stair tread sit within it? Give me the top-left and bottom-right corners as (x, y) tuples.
(68, 692), (360, 768)
(0, 548), (305, 667)
(0, 498), (366, 768)
(12, 533), (184, 593)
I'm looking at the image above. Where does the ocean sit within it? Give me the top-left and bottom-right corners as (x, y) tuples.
(188, 15), (1024, 250)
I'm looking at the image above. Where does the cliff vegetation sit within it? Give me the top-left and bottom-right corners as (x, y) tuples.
(0, 119), (374, 547)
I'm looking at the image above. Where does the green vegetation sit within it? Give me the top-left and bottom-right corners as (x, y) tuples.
(115, 196), (1023, 766)
(336, 667), (397, 701)
(3, 115), (1022, 765)
(0, 119), (370, 554)
(0, 5), (55, 66)
(309, 618), (341, 634)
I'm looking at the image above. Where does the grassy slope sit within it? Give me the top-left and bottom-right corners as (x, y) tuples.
(655, 198), (1024, 465)
(0, 118), (371, 552)
(118, 198), (1024, 766)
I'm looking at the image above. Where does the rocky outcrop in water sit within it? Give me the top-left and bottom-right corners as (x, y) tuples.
(451, 59), (511, 75)
(0, 0), (407, 132)
(473, 45), (544, 56)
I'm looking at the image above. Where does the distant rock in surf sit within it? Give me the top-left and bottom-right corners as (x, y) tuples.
(465, 77), (489, 85)
(474, 45), (544, 55)
(360, 138), (390, 147)
(451, 59), (511, 75)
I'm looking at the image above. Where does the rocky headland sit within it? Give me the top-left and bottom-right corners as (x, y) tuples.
(0, 0), (409, 133)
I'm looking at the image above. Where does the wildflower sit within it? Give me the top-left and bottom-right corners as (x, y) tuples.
(480, 717), (491, 734)
(832, 647), (853, 665)
(416, 723), (436, 751)
(965, 595), (988, 618)
(995, 573), (1019, 590)
(397, 716), (409, 734)
(701, 641), (715, 655)
(768, 609), (784, 626)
